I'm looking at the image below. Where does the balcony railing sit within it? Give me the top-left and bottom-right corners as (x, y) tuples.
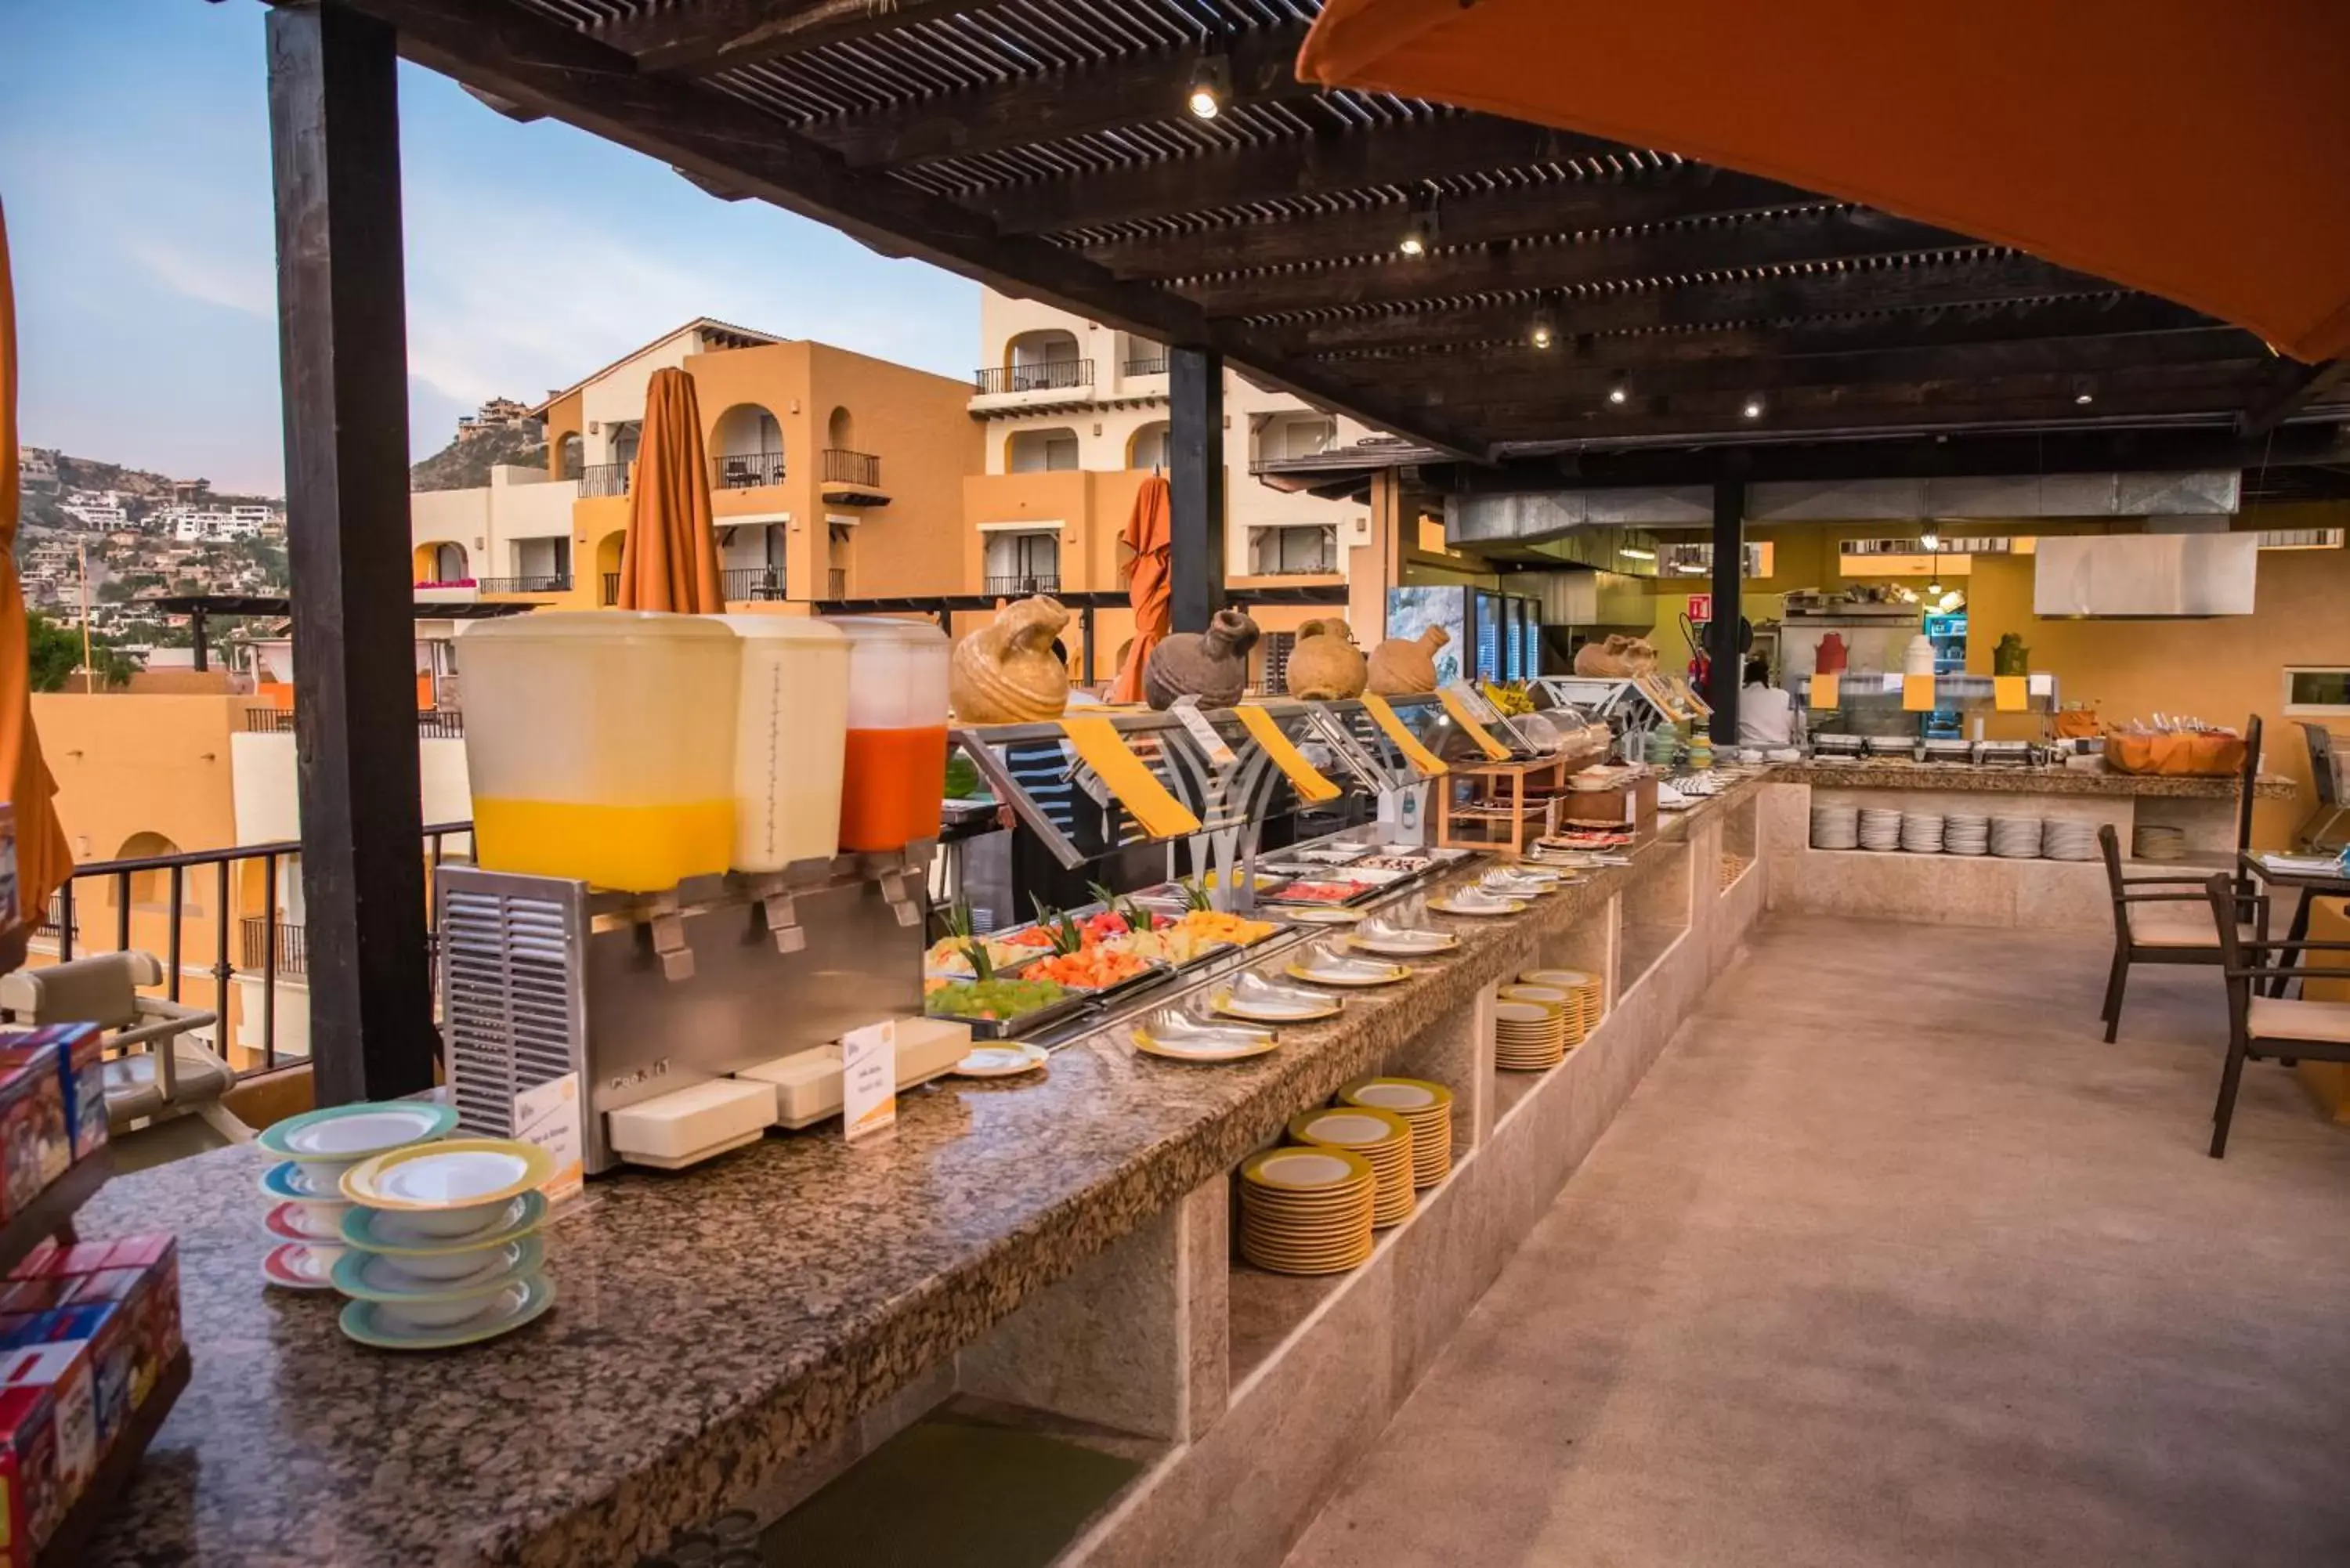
(244, 708), (465, 737)
(974, 360), (1094, 395)
(580, 461), (630, 498)
(477, 574), (572, 594)
(722, 566), (786, 602)
(1252, 558), (1339, 577)
(27, 821), (469, 1075)
(827, 567), (848, 599)
(712, 450), (786, 489)
(820, 449), (880, 488)
(985, 573), (1061, 598)
(601, 572), (620, 606)
(1124, 354), (1169, 377)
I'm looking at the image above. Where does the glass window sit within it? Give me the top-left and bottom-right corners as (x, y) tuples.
(1009, 428), (1080, 472)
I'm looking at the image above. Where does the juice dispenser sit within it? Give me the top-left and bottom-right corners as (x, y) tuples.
(457, 612), (740, 891)
(719, 615), (848, 873)
(833, 618), (949, 852)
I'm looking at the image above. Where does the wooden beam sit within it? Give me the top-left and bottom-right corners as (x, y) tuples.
(1083, 167), (1822, 280)
(2239, 356), (2350, 438)
(600, 0), (1019, 77)
(981, 117), (1637, 235)
(1264, 255), (2110, 355)
(264, 3), (436, 1103)
(306, 0), (1486, 458)
(1170, 349), (1227, 633)
(814, 23), (1317, 169)
(1180, 209), (1982, 318)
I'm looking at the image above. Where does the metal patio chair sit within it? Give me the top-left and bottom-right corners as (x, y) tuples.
(0, 952), (248, 1140)
(2098, 824), (2262, 1042)
(2204, 873), (2350, 1158)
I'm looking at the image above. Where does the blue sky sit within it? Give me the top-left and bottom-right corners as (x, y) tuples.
(0, 0), (979, 494)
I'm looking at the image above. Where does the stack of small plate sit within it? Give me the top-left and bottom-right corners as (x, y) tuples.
(1858, 807), (1904, 851)
(1237, 1146), (1376, 1275)
(2134, 823), (2187, 862)
(1339, 1078), (1454, 1187)
(1900, 812), (1945, 854)
(256, 1100), (459, 1292)
(2041, 820), (2099, 861)
(1289, 1107), (1415, 1228)
(1990, 815), (2044, 858)
(1494, 998), (1568, 1071)
(1943, 814), (1990, 856)
(1810, 805), (1860, 850)
(334, 1138), (557, 1349)
(1523, 968), (1604, 1042)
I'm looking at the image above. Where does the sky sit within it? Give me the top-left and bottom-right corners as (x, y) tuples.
(0, 0), (981, 494)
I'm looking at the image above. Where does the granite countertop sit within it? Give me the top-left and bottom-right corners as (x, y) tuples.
(1771, 761), (2296, 800)
(79, 782), (1758, 1568)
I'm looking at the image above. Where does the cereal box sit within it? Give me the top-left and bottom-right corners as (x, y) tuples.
(0, 1342), (93, 1508)
(38, 1304), (126, 1453)
(99, 1235), (181, 1375)
(0, 1058), (66, 1220)
(0, 1384), (56, 1566)
(4, 1028), (106, 1165)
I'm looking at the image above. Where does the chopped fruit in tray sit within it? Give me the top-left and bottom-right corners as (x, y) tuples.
(1266, 880), (1369, 905)
(1357, 854), (1431, 873)
(923, 936), (1031, 976)
(999, 926), (1059, 949)
(1174, 909), (1279, 946)
(1114, 926), (1232, 966)
(924, 977), (1071, 1022)
(1022, 948), (1157, 990)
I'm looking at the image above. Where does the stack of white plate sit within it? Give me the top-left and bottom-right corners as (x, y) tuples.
(1990, 816), (2044, 858)
(1520, 968), (1606, 1045)
(1289, 1106), (1415, 1228)
(1238, 1146), (1376, 1275)
(2041, 820), (2100, 861)
(1943, 815), (1990, 856)
(1900, 813), (1945, 854)
(334, 1138), (557, 1350)
(1811, 805), (1860, 850)
(2134, 824), (2188, 862)
(1858, 807), (1904, 851)
(1494, 999), (1567, 1071)
(1340, 1078), (1455, 1187)
(256, 1100), (458, 1293)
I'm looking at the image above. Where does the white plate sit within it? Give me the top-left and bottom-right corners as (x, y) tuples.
(1212, 993), (1340, 1022)
(262, 1201), (345, 1245)
(1278, 906), (1364, 925)
(1429, 897), (1526, 917)
(1346, 932), (1458, 958)
(953, 1043), (1050, 1078)
(258, 1100), (457, 1162)
(372, 1147), (531, 1205)
(1294, 1111), (1398, 1147)
(341, 1274), (556, 1352)
(262, 1241), (342, 1291)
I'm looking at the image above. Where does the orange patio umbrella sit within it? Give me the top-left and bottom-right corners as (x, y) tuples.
(0, 199), (74, 943)
(1299, 1), (2350, 363)
(1107, 475), (1172, 705)
(616, 367), (725, 613)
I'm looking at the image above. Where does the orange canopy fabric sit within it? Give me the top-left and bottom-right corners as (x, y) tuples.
(0, 200), (74, 934)
(1300, 0), (2350, 363)
(1107, 475), (1171, 705)
(616, 367), (725, 613)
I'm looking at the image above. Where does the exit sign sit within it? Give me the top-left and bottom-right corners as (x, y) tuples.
(1687, 593), (1712, 623)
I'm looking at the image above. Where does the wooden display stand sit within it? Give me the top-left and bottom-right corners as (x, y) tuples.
(1434, 755), (1574, 857)
(1558, 771), (1661, 834)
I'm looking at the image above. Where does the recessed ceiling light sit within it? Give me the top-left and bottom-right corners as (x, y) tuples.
(2074, 390), (2095, 405)
(1397, 191), (1439, 257)
(1608, 385), (1629, 406)
(1184, 56), (1230, 120)
(1742, 399), (1764, 419)
(1530, 313), (1555, 349)
(1619, 545), (1656, 561)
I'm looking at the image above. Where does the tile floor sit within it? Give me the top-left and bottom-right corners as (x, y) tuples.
(1282, 914), (2350, 1568)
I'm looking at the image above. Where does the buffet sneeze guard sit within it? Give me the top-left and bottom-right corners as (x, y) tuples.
(437, 846), (930, 1174)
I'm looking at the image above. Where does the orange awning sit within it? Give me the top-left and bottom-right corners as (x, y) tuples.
(1300, 0), (2350, 363)
(616, 367), (725, 613)
(0, 198), (74, 935)
(1107, 475), (1171, 706)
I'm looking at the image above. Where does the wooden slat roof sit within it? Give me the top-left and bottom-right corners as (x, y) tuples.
(333, 0), (2348, 468)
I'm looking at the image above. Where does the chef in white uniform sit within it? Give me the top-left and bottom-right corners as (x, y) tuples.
(1736, 659), (1802, 748)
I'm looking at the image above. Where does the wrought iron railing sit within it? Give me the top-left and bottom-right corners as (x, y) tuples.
(31, 822), (470, 1075)
(826, 567), (848, 598)
(580, 461), (630, 497)
(820, 449), (880, 488)
(243, 708), (465, 737)
(1124, 354), (1169, 377)
(476, 574), (571, 594)
(985, 573), (1061, 598)
(722, 566), (786, 602)
(712, 450), (786, 489)
(974, 360), (1093, 395)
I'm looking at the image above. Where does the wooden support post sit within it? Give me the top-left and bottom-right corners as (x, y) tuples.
(1706, 479), (1744, 745)
(1169, 348), (1226, 633)
(1079, 602), (1097, 683)
(266, 2), (436, 1102)
(190, 609), (209, 674)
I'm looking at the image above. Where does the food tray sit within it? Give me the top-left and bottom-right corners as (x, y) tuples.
(926, 988), (1094, 1042)
(1261, 879), (1383, 908)
(1061, 957), (1180, 1008)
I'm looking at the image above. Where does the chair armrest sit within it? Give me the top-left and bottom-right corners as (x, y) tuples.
(2117, 891), (2212, 904)
(130, 996), (213, 1024)
(2121, 874), (2225, 887)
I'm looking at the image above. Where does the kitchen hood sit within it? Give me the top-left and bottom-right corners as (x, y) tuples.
(2033, 533), (2258, 618)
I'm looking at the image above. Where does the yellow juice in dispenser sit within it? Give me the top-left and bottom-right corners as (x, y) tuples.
(472, 799), (735, 893)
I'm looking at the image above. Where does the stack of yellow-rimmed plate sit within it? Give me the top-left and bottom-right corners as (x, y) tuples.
(1289, 1106), (1415, 1227)
(1237, 1146), (1376, 1274)
(1522, 968), (1604, 1042)
(1338, 1078), (1454, 1187)
(1495, 998), (1567, 1071)
(1501, 982), (1578, 1044)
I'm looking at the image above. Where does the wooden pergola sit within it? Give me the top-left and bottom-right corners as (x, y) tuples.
(251, 0), (2350, 1097)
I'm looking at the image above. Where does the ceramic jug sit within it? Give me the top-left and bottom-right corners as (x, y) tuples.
(1144, 609), (1260, 710)
(1814, 632), (1849, 674)
(1993, 632), (2030, 677)
(1366, 626), (1449, 695)
(949, 595), (1071, 722)
(1285, 620), (1370, 700)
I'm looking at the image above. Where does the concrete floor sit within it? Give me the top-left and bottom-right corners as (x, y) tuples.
(1283, 915), (2350, 1568)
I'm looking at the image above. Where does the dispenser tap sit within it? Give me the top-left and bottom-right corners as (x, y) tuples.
(642, 891), (695, 981)
(761, 886), (807, 954)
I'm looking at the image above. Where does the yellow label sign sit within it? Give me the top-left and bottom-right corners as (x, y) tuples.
(1901, 674), (1937, 712)
(1808, 672), (1840, 710)
(1235, 706), (1341, 803)
(1993, 675), (2028, 713)
(1359, 694), (1448, 775)
(1058, 717), (1203, 837)
(1437, 687), (1512, 761)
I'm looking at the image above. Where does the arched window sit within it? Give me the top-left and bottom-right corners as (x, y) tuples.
(412, 542), (469, 586)
(1003, 330), (1086, 392)
(826, 406), (855, 451)
(557, 432), (583, 481)
(118, 832), (201, 914)
(1008, 428), (1081, 473)
(1127, 421), (1170, 472)
(710, 403), (785, 488)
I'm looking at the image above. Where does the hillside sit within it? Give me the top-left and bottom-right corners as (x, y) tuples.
(410, 421), (548, 491)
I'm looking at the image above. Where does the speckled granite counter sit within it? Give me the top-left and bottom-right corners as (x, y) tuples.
(1773, 761), (2294, 799)
(77, 782), (1761, 1568)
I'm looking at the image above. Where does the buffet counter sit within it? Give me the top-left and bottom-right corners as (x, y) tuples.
(82, 780), (1773, 1568)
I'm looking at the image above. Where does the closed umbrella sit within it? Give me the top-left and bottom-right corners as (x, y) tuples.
(0, 199), (74, 948)
(616, 367), (725, 613)
(1107, 475), (1171, 705)
(1298, 1), (2350, 363)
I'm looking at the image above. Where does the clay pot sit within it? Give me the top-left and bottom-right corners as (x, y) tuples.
(950, 595), (1070, 723)
(1367, 626), (1448, 695)
(1144, 609), (1260, 710)
(1285, 620), (1368, 701)
(1571, 633), (1660, 680)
